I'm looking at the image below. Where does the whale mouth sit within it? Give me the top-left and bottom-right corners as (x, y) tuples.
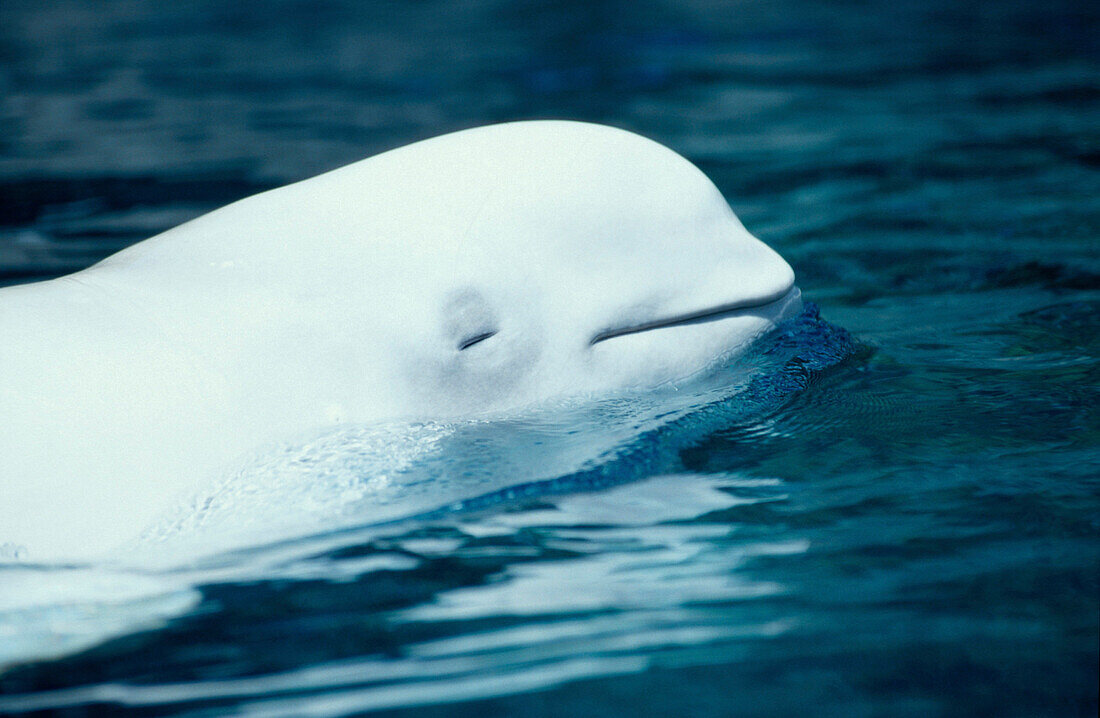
(590, 285), (801, 345)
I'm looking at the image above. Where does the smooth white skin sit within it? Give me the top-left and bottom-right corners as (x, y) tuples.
(0, 121), (799, 561)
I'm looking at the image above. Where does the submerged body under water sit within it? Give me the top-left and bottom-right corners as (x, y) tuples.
(0, 0), (1097, 716)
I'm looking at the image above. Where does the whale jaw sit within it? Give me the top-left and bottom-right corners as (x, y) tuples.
(590, 285), (801, 345)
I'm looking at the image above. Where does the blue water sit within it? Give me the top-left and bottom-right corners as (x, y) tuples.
(1, 0), (1098, 716)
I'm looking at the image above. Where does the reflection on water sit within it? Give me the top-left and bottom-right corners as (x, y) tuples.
(1, 473), (806, 715)
(1, 0), (1098, 715)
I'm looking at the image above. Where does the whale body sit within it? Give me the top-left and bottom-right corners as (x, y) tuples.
(0, 120), (800, 561)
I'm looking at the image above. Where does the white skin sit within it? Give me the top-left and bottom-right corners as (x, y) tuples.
(0, 121), (799, 561)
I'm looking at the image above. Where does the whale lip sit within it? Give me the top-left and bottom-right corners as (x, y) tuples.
(590, 285), (801, 345)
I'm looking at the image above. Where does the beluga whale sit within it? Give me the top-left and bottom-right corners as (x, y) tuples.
(0, 120), (801, 562)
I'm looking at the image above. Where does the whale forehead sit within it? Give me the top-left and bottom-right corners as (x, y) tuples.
(391, 120), (738, 252)
(303, 121), (732, 253)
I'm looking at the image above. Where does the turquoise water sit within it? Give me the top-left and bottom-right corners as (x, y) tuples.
(1, 1), (1097, 716)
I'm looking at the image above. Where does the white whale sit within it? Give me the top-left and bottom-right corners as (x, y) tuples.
(0, 120), (800, 562)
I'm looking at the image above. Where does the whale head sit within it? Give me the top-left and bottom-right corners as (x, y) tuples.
(2, 120), (801, 561)
(95, 120), (799, 422)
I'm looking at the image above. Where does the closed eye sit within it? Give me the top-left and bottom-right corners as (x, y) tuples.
(458, 330), (497, 350)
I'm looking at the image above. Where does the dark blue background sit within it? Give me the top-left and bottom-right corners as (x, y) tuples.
(0, 1), (1097, 716)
